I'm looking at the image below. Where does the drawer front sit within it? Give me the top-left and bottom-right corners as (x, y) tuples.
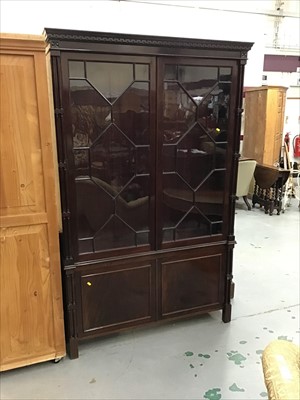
(77, 260), (155, 335)
(159, 249), (225, 318)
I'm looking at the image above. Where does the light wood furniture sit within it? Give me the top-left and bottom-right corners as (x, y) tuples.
(0, 34), (65, 371)
(242, 86), (287, 166)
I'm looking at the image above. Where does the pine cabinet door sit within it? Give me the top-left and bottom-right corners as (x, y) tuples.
(0, 35), (65, 371)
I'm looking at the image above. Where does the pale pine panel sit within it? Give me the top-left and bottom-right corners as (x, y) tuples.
(0, 55), (45, 215)
(0, 225), (56, 369)
(0, 35), (65, 371)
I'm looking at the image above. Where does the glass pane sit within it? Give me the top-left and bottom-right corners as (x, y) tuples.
(211, 222), (222, 235)
(160, 63), (229, 243)
(162, 173), (193, 229)
(90, 125), (135, 191)
(198, 83), (231, 134)
(178, 66), (218, 99)
(163, 229), (174, 242)
(163, 145), (176, 172)
(175, 209), (210, 239)
(94, 216), (136, 251)
(163, 82), (196, 144)
(86, 62), (134, 103)
(177, 125), (215, 188)
(219, 67), (232, 81)
(71, 62), (153, 253)
(78, 238), (94, 254)
(113, 82), (150, 145)
(116, 176), (150, 232)
(69, 61), (85, 78)
(136, 147), (150, 174)
(195, 170), (225, 223)
(165, 64), (177, 80)
(76, 179), (114, 239)
(135, 64), (149, 80)
(70, 79), (111, 146)
(136, 232), (149, 246)
(74, 149), (90, 178)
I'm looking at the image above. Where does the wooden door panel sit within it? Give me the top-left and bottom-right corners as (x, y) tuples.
(0, 225), (56, 368)
(0, 56), (45, 215)
(78, 261), (155, 335)
(160, 251), (224, 317)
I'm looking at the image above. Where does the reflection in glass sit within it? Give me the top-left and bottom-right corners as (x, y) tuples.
(70, 61), (152, 253)
(69, 61), (85, 78)
(94, 216), (136, 251)
(175, 209), (211, 239)
(90, 125), (135, 191)
(116, 176), (150, 231)
(74, 149), (90, 178)
(198, 83), (231, 134)
(163, 145), (176, 172)
(195, 170), (225, 223)
(165, 64), (177, 80)
(176, 125), (215, 188)
(178, 66), (218, 100)
(70, 79), (111, 147)
(136, 232), (149, 246)
(162, 174), (193, 229)
(114, 82), (150, 145)
(135, 64), (149, 80)
(86, 62), (134, 103)
(163, 82), (196, 144)
(136, 147), (150, 174)
(161, 64), (230, 242)
(219, 67), (232, 81)
(76, 178), (114, 239)
(78, 238), (93, 254)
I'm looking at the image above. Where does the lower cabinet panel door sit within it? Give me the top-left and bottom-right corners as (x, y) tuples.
(79, 261), (155, 334)
(160, 252), (225, 317)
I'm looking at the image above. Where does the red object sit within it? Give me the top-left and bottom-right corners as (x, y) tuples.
(293, 135), (300, 157)
(284, 132), (290, 151)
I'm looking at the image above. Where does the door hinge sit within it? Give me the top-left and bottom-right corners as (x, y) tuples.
(55, 108), (64, 116)
(59, 161), (67, 170)
(62, 210), (71, 219)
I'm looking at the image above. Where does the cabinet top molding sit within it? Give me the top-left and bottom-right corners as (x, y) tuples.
(0, 33), (46, 52)
(44, 28), (253, 56)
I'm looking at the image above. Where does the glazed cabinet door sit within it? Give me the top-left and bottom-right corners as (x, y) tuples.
(157, 58), (237, 248)
(60, 54), (156, 261)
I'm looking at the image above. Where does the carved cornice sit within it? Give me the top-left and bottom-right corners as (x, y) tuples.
(44, 28), (253, 53)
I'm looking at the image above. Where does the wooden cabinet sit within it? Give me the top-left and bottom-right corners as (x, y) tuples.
(242, 86), (287, 166)
(45, 28), (252, 358)
(0, 34), (65, 371)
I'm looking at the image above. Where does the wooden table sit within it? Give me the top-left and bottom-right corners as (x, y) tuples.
(252, 164), (290, 215)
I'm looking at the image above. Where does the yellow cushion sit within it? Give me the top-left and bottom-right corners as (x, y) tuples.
(262, 340), (300, 400)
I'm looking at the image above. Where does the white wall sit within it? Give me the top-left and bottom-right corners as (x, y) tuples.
(1, 0), (298, 82)
(0, 0), (267, 86)
(1, 0), (299, 153)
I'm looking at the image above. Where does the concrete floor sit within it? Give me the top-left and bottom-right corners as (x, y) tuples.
(1, 199), (299, 400)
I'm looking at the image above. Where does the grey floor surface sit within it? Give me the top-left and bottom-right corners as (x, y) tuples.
(1, 198), (299, 400)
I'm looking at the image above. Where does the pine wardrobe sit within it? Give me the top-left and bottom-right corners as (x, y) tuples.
(45, 28), (253, 358)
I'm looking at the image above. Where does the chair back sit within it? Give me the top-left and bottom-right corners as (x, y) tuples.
(236, 159), (257, 197)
